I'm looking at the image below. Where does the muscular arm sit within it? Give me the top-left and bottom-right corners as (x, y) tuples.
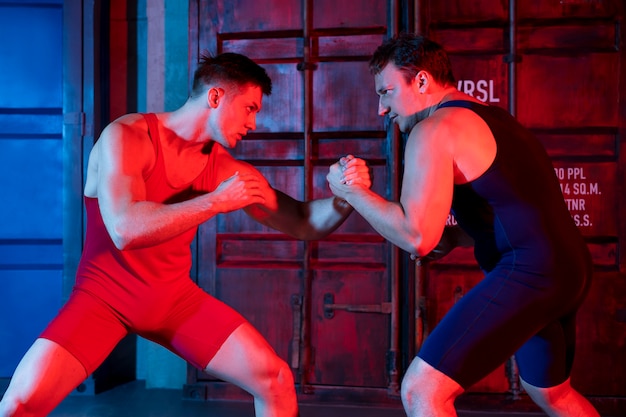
(94, 118), (266, 250)
(246, 191), (354, 241)
(328, 122), (454, 256)
(233, 154), (370, 240)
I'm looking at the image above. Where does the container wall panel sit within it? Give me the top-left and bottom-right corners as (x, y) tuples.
(422, 0), (626, 401)
(190, 0), (397, 400)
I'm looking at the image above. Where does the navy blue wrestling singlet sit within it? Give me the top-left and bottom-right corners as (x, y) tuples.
(417, 100), (592, 388)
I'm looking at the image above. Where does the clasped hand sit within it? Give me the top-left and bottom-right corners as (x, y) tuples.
(327, 155), (371, 200)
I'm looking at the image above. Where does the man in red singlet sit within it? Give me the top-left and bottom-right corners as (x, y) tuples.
(0, 52), (369, 417)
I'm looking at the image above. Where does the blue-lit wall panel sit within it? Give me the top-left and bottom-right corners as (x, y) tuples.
(0, 137), (63, 238)
(0, 0), (64, 378)
(0, 3), (62, 108)
(0, 270), (62, 376)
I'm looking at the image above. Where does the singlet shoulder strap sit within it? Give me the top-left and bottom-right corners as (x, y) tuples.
(436, 100), (477, 110)
(140, 113), (163, 182)
(142, 113), (160, 155)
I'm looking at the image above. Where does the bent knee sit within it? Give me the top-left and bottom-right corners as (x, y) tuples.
(521, 378), (571, 408)
(400, 358), (463, 410)
(270, 359), (295, 390)
(255, 357), (294, 394)
(400, 368), (434, 408)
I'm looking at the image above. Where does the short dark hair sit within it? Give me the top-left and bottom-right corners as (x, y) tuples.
(369, 33), (455, 86)
(191, 52), (272, 97)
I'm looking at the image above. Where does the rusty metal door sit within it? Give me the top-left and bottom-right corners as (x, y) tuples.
(418, 0), (626, 398)
(185, 0), (402, 400)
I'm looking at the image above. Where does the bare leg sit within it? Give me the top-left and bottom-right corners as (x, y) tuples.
(0, 338), (88, 417)
(521, 378), (600, 417)
(401, 357), (464, 417)
(204, 322), (298, 417)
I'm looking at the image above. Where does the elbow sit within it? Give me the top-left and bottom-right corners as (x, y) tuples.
(110, 233), (132, 251)
(108, 223), (136, 251)
(403, 237), (423, 258)
(405, 242), (425, 258)
(113, 239), (133, 251)
(404, 233), (436, 258)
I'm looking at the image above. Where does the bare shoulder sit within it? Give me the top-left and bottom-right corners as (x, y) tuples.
(99, 113), (150, 146)
(97, 114), (154, 161)
(212, 142), (269, 184)
(408, 110), (459, 154)
(85, 114), (156, 196)
(430, 102), (497, 183)
(91, 114), (155, 175)
(429, 103), (492, 143)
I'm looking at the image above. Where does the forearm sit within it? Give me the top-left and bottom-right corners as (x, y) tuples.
(342, 187), (428, 256)
(298, 196), (354, 240)
(103, 194), (221, 250)
(248, 192), (353, 241)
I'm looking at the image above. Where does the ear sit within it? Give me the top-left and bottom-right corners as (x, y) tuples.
(416, 70), (429, 93)
(207, 87), (223, 108)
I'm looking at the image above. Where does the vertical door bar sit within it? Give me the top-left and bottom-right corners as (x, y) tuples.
(63, 0), (87, 301)
(411, 0), (428, 367)
(506, 0), (522, 399)
(508, 0), (517, 117)
(384, 0), (402, 395)
(299, 0), (314, 393)
(414, 0), (426, 35)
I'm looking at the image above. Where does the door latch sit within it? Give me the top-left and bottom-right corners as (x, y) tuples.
(323, 293), (392, 319)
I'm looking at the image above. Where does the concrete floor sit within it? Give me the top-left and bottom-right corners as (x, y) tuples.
(47, 381), (541, 417)
(2, 379), (623, 416)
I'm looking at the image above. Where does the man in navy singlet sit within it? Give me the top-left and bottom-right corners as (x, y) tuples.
(327, 33), (599, 417)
